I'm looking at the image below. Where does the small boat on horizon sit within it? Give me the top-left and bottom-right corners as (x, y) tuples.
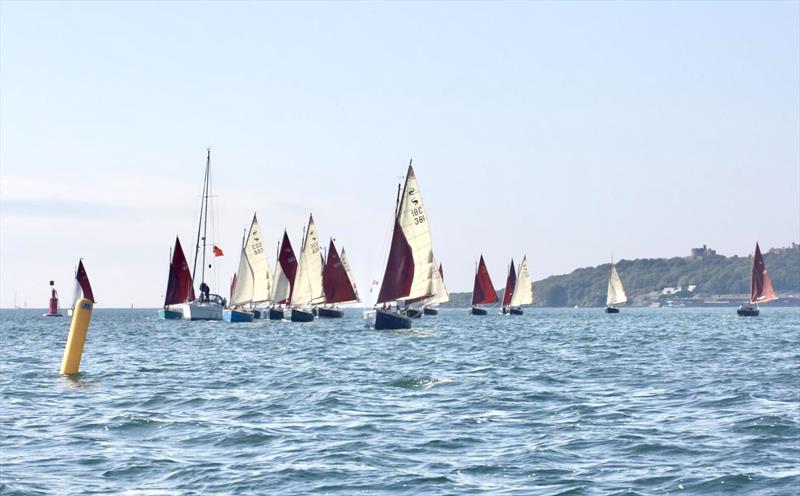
(422, 262), (448, 316)
(737, 242), (777, 317)
(367, 161), (438, 330)
(471, 255), (498, 315)
(289, 214), (325, 322)
(605, 258), (627, 313)
(224, 213), (273, 323)
(502, 255), (533, 315)
(318, 239), (359, 318)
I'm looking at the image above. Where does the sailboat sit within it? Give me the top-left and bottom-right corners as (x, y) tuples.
(605, 259), (627, 313)
(289, 214), (325, 322)
(501, 259), (516, 315)
(159, 237), (195, 319)
(70, 259), (94, 311)
(224, 214), (273, 323)
(43, 281), (62, 317)
(737, 242), (777, 316)
(471, 255), (498, 315)
(506, 255), (533, 315)
(269, 230), (298, 320)
(368, 161), (436, 330)
(318, 239), (359, 318)
(180, 149), (224, 321)
(422, 261), (448, 316)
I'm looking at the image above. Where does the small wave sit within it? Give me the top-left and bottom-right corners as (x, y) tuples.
(388, 377), (452, 389)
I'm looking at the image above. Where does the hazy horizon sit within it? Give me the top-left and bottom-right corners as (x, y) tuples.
(2, 1), (798, 308)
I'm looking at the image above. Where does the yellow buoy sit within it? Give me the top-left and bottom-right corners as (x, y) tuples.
(60, 298), (94, 375)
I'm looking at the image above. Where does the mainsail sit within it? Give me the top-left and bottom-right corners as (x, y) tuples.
(229, 241), (253, 307)
(606, 264), (627, 306)
(323, 240), (359, 304)
(246, 214), (272, 304)
(510, 255), (533, 307)
(377, 164), (434, 303)
(750, 242), (777, 304)
(164, 237), (195, 306)
(502, 259), (516, 307)
(272, 231), (298, 305)
(290, 215), (325, 307)
(427, 258), (449, 305)
(340, 248), (359, 301)
(472, 255), (498, 306)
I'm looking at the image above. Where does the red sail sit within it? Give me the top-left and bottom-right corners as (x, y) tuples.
(377, 218), (415, 303)
(502, 259), (516, 307)
(164, 237), (195, 306)
(76, 259), (94, 302)
(439, 264), (444, 280)
(472, 255), (499, 305)
(279, 230), (298, 304)
(323, 239), (358, 304)
(751, 242), (777, 304)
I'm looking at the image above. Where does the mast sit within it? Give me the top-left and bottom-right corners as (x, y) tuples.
(200, 149), (211, 285)
(191, 148), (211, 286)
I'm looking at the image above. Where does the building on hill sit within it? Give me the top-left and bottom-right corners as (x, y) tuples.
(690, 244), (717, 258)
(769, 243), (800, 254)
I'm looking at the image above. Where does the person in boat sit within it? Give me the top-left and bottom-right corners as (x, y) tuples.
(199, 281), (210, 303)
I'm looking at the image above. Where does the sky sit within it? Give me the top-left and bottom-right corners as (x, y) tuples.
(1, 1), (798, 308)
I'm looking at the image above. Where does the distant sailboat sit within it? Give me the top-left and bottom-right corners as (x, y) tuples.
(737, 242), (777, 316)
(180, 149), (224, 321)
(509, 256), (533, 314)
(43, 281), (62, 317)
(159, 237), (195, 320)
(290, 214), (325, 322)
(369, 161), (436, 330)
(422, 261), (448, 316)
(471, 255), (498, 315)
(319, 239), (359, 318)
(501, 259), (516, 315)
(605, 260), (627, 313)
(224, 214), (273, 323)
(269, 230), (297, 320)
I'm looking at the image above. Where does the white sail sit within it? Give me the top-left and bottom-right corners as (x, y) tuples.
(397, 166), (434, 301)
(425, 257), (449, 305)
(291, 215), (325, 306)
(230, 245), (254, 306)
(272, 262), (291, 304)
(245, 214), (272, 303)
(510, 255), (533, 307)
(340, 248), (360, 301)
(606, 264), (627, 306)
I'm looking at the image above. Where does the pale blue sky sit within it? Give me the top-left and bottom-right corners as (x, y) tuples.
(1, 1), (798, 307)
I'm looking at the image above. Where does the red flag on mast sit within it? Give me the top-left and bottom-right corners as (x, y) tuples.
(213, 245), (224, 257)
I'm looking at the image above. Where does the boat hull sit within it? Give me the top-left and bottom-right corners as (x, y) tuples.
(252, 309), (263, 319)
(43, 313), (63, 317)
(223, 309), (254, 323)
(180, 301), (224, 321)
(375, 308), (412, 330)
(605, 306), (620, 314)
(158, 308), (183, 320)
(423, 307), (438, 316)
(404, 308), (422, 319)
(509, 307), (524, 315)
(317, 307), (344, 318)
(737, 304), (760, 317)
(291, 308), (315, 322)
(269, 308), (285, 320)
(471, 306), (488, 316)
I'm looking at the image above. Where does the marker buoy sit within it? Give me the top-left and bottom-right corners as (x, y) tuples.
(59, 298), (94, 375)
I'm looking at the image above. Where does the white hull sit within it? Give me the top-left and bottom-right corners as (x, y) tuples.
(179, 301), (224, 321)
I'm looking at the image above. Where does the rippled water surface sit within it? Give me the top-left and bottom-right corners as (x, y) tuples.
(1, 307), (799, 495)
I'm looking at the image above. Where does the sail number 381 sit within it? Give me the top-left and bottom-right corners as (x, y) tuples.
(412, 207), (426, 225)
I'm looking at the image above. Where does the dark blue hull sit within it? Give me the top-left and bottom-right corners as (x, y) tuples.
(317, 307), (344, 318)
(223, 309), (254, 323)
(471, 307), (488, 316)
(375, 309), (412, 330)
(269, 308), (284, 320)
(605, 307), (620, 314)
(291, 309), (315, 322)
(509, 307), (524, 315)
(423, 307), (438, 316)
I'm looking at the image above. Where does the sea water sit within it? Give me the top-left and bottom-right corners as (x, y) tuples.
(1, 307), (798, 495)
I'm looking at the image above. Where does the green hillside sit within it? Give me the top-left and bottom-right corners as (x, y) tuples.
(442, 244), (800, 307)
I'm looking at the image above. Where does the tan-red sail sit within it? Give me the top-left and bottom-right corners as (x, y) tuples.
(377, 218), (415, 303)
(278, 231), (299, 304)
(502, 259), (516, 307)
(164, 237), (195, 306)
(323, 239), (358, 304)
(751, 242), (777, 304)
(472, 255), (498, 306)
(76, 259), (94, 303)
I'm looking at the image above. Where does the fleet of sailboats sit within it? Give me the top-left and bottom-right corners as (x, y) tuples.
(737, 242), (778, 316)
(135, 152), (791, 324)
